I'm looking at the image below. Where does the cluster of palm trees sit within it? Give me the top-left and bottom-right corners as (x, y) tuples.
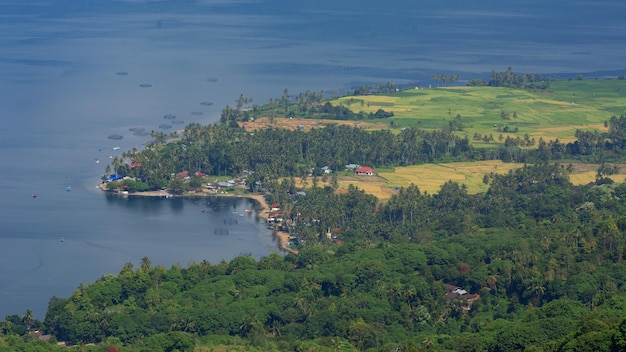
(0, 308), (34, 335)
(488, 67), (549, 89)
(110, 122), (474, 192)
(431, 74), (461, 86)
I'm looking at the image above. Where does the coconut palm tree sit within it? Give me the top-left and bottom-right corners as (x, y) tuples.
(487, 275), (498, 293)
(525, 281), (546, 306)
(0, 318), (12, 334)
(422, 336), (435, 350)
(140, 256), (152, 272)
(22, 309), (34, 330)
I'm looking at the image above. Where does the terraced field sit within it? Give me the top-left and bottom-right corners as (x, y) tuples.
(333, 161), (626, 201)
(272, 79), (626, 199)
(331, 79), (626, 144)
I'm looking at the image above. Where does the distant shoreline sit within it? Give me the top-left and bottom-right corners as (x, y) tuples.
(98, 183), (299, 255)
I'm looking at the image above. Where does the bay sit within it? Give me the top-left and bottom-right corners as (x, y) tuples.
(0, 0), (624, 319)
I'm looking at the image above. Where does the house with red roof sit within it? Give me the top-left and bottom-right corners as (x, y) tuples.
(355, 166), (376, 175)
(268, 212), (283, 223)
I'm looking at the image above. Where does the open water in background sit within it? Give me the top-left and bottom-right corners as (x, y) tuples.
(0, 0), (625, 318)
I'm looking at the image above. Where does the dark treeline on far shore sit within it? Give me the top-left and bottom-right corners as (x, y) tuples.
(466, 67), (551, 90)
(219, 87), (396, 125)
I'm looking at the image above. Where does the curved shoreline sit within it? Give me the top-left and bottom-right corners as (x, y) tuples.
(211, 193), (299, 256)
(99, 184), (298, 255)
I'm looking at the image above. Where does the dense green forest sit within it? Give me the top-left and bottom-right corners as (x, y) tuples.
(7, 163), (626, 351)
(5, 77), (626, 351)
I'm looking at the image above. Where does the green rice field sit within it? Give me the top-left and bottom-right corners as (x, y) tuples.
(331, 78), (626, 144)
(324, 79), (626, 198)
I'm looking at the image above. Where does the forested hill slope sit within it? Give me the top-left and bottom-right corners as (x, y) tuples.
(5, 78), (626, 351)
(17, 163), (626, 351)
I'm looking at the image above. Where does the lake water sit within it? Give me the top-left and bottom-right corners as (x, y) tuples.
(0, 0), (625, 319)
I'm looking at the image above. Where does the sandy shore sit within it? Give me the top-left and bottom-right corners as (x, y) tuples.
(98, 183), (174, 197)
(231, 193), (299, 255)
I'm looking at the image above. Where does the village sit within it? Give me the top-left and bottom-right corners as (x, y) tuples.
(98, 163), (383, 255)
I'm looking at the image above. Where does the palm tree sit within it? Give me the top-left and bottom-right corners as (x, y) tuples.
(422, 336), (435, 350)
(280, 88), (290, 117)
(119, 262), (134, 277)
(486, 275), (498, 293)
(111, 156), (122, 176)
(525, 281), (546, 306)
(404, 287), (417, 311)
(140, 256), (152, 272)
(86, 309), (101, 323)
(22, 309), (34, 330)
(100, 318), (109, 334)
(0, 319), (12, 335)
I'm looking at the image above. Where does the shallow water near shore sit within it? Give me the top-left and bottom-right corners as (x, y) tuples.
(1, 0), (625, 318)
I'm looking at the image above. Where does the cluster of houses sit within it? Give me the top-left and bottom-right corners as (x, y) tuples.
(106, 161), (377, 197)
(267, 203), (283, 224)
(173, 170), (247, 193)
(205, 179), (247, 192)
(443, 284), (480, 312)
(265, 205), (303, 248)
(299, 164), (377, 177)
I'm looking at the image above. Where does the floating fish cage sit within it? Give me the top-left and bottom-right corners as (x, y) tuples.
(214, 228), (229, 236)
(223, 218), (239, 225)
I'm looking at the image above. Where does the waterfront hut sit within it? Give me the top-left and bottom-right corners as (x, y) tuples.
(108, 174), (123, 182)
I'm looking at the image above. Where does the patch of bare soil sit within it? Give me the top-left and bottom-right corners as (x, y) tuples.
(238, 116), (388, 132)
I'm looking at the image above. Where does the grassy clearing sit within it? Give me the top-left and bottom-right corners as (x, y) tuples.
(376, 160), (520, 196)
(334, 161), (626, 201)
(330, 79), (626, 143)
(258, 80), (626, 200)
(238, 116), (388, 132)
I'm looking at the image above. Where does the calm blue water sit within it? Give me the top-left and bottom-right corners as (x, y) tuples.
(0, 0), (625, 319)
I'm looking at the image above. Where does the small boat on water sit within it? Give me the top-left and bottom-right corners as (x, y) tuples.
(32, 193), (37, 198)
(113, 147), (121, 151)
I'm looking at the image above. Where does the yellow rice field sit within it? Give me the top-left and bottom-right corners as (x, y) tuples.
(338, 161), (626, 201)
(376, 160), (519, 197)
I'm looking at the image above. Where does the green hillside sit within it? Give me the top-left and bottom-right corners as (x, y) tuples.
(331, 79), (626, 143)
(7, 78), (626, 351)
